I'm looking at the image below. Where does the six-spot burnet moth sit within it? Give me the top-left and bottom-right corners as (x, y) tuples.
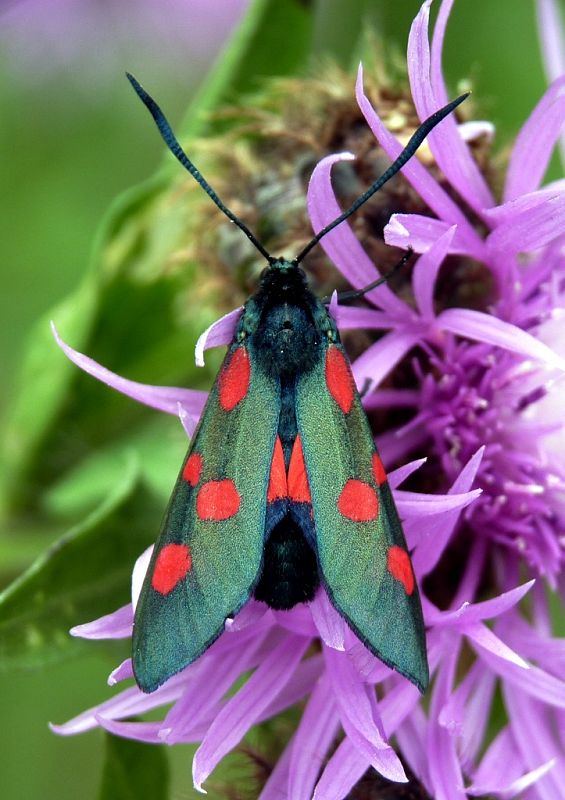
(126, 72), (467, 694)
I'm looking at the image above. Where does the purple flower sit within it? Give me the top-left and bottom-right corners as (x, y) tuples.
(51, 0), (565, 797)
(1, 0), (247, 80)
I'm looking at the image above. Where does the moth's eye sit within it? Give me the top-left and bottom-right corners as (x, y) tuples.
(259, 267), (270, 280)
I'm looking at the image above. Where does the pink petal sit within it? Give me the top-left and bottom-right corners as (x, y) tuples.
(192, 634), (310, 792)
(411, 225), (457, 319)
(328, 290), (339, 321)
(194, 307), (242, 367)
(468, 726), (556, 798)
(463, 622), (530, 669)
(505, 619), (565, 674)
(395, 706), (430, 788)
(474, 643), (565, 707)
(95, 717), (170, 744)
(504, 685), (565, 798)
(407, 0), (495, 215)
(178, 400), (199, 438)
(437, 308), (565, 370)
(288, 675), (340, 800)
(325, 649), (407, 783)
(429, 0), (452, 107)
(376, 419), (429, 466)
(412, 447), (484, 575)
(457, 120), (495, 142)
(108, 659), (133, 686)
(131, 545), (153, 610)
(306, 153), (413, 317)
(272, 605), (317, 637)
(380, 671), (426, 736)
(313, 738), (369, 800)
(310, 590), (346, 651)
(356, 66), (486, 260)
(363, 388), (420, 411)
(430, 581), (535, 626)
(163, 631), (271, 744)
(395, 487), (481, 518)
(384, 214), (463, 257)
(504, 75), (565, 201)
(486, 186), (565, 225)
(427, 647), (467, 800)
(333, 305), (394, 331)
(388, 457), (426, 488)
(50, 674), (186, 735)
(205, 615), (276, 661)
(346, 640), (391, 684)
(438, 661), (496, 766)
(260, 655), (323, 720)
(70, 603), (133, 640)
(536, 0), (565, 85)
(259, 738), (293, 800)
(487, 191), (565, 255)
(352, 330), (421, 390)
(51, 322), (207, 418)
(225, 599), (268, 631)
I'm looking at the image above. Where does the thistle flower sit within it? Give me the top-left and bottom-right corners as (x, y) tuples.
(52, 0), (565, 798)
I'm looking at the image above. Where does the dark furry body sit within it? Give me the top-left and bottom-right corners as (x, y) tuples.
(243, 261), (332, 609)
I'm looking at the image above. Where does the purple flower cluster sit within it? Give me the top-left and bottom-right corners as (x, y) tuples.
(52, 1), (565, 797)
(1, 0), (247, 80)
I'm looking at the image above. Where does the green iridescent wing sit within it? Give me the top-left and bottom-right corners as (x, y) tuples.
(296, 340), (428, 692)
(133, 343), (279, 693)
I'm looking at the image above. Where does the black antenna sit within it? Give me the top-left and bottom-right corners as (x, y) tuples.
(126, 72), (274, 264)
(293, 92), (469, 265)
(325, 248), (414, 304)
(127, 72), (467, 268)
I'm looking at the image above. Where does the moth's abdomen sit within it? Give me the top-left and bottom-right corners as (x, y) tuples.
(253, 516), (319, 609)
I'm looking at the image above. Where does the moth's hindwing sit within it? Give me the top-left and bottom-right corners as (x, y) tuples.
(296, 340), (429, 692)
(133, 342), (279, 693)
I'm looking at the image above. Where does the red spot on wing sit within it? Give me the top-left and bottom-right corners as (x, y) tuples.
(372, 453), (387, 486)
(387, 545), (415, 595)
(268, 436), (287, 502)
(288, 435), (311, 503)
(197, 479), (241, 521)
(219, 347), (250, 412)
(183, 453), (203, 486)
(151, 543), (192, 595)
(337, 479), (379, 522)
(325, 346), (354, 414)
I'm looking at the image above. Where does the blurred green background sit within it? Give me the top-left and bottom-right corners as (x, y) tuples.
(0, 0), (562, 798)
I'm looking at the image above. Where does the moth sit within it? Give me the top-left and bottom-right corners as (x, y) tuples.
(127, 73), (466, 694)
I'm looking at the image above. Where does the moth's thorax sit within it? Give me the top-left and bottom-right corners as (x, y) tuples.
(244, 259), (328, 377)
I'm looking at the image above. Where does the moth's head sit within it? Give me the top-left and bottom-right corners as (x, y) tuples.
(259, 258), (308, 297)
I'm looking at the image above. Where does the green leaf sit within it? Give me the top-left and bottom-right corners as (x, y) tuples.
(0, 457), (158, 671)
(99, 732), (169, 800)
(43, 417), (188, 518)
(0, 278), (98, 517)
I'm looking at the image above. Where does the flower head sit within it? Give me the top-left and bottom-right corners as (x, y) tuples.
(52, 1), (565, 798)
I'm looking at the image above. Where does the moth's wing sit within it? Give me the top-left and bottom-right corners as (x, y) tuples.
(133, 344), (279, 692)
(296, 341), (428, 692)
